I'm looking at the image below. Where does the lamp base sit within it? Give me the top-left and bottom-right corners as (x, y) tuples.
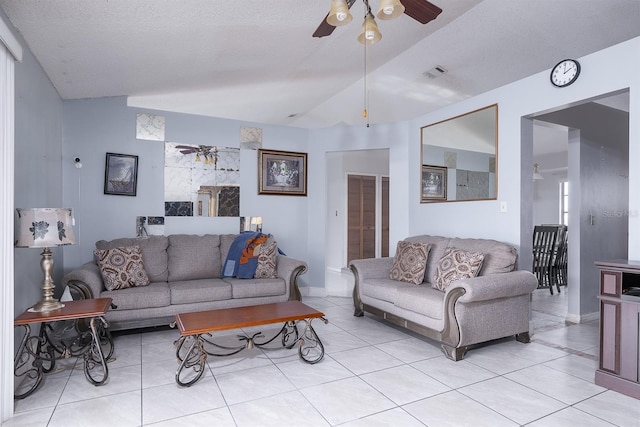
(28, 299), (65, 313)
(28, 247), (66, 313)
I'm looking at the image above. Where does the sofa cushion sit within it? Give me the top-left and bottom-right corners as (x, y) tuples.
(448, 237), (517, 275)
(254, 238), (278, 279)
(169, 279), (232, 304)
(95, 236), (169, 282)
(220, 234), (238, 269)
(224, 278), (286, 299)
(361, 278), (414, 303)
(167, 234), (222, 281)
(389, 241), (431, 285)
(394, 286), (444, 319)
(101, 282), (170, 310)
(404, 235), (451, 284)
(94, 245), (150, 291)
(432, 247), (485, 291)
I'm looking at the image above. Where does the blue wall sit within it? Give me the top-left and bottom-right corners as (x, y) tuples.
(12, 20), (64, 315)
(61, 98), (313, 285)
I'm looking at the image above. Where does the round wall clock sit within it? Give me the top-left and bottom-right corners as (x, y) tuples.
(550, 59), (581, 87)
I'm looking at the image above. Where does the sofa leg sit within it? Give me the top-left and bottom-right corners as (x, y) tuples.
(353, 306), (364, 317)
(516, 332), (531, 343)
(441, 344), (467, 361)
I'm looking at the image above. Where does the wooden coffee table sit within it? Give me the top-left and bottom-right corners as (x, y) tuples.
(173, 301), (327, 386)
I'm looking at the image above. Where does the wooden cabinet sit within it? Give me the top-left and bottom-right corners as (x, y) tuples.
(595, 260), (640, 399)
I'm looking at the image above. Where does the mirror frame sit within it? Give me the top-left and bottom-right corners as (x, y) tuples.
(420, 104), (498, 203)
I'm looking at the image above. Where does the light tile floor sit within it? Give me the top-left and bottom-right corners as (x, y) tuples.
(7, 289), (640, 426)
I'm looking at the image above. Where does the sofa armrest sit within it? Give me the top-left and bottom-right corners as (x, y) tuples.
(451, 270), (538, 303)
(62, 261), (105, 299)
(349, 257), (394, 281)
(276, 255), (308, 301)
(350, 257), (394, 316)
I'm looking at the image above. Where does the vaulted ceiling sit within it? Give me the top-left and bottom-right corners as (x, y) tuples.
(1, 0), (639, 130)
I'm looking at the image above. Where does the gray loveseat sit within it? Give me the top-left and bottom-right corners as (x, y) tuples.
(350, 235), (538, 361)
(62, 234), (308, 331)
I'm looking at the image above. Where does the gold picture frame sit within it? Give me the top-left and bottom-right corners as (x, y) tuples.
(258, 149), (307, 196)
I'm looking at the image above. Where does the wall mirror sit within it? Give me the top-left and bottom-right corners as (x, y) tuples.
(164, 142), (240, 216)
(420, 104), (498, 203)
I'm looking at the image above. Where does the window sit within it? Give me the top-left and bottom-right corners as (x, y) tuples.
(559, 180), (569, 226)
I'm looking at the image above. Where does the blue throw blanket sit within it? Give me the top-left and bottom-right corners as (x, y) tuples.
(222, 232), (263, 279)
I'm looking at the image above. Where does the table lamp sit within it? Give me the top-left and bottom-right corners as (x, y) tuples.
(251, 216), (263, 233)
(15, 208), (77, 312)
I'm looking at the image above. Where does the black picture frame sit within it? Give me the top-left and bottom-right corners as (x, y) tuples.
(258, 149), (307, 196)
(104, 153), (138, 196)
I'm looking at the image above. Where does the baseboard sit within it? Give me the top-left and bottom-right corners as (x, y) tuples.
(299, 286), (327, 298)
(565, 311), (599, 324)
(325, 288), (352, 298)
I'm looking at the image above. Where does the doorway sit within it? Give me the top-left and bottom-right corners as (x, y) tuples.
(324, 149), (389, 297)
(527, 90), (630, 322)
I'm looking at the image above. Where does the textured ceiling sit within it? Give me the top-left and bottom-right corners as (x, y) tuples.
(1, 0), (639, 130)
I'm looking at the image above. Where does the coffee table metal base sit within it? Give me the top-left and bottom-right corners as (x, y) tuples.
(174, 318), (325, 387)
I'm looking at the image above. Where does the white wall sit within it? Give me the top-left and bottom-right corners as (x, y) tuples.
(307, 122), (410, 289)
(325, 149), (389, 271)
(532, 139), (569, 226)
(406, 36), (640, 265)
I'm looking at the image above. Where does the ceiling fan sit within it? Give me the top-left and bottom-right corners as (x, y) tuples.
(313, 0), (443, 39)
(174, 144), (218, 165)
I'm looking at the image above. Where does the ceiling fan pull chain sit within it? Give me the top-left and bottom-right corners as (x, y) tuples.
(363, 33), (369, 126)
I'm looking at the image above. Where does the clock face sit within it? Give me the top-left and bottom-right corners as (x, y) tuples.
(550, 59), (580, 87)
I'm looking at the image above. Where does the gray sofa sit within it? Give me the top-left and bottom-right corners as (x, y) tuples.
(62, 234), (308, 331)
(350, 235), (538, 361)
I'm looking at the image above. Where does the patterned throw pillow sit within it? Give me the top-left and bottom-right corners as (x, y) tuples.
(432, 247), (485, 291)
(254, 239), (278, 279)
(94, 245), (150, 291)
(389, 241), (431, 285)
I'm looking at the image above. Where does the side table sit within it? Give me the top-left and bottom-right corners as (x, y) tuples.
(14, 298), (114, 399)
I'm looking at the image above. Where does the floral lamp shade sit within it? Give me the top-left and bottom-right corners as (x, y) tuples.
(15, 208), (76, 248)
(15, 208), (77, 312)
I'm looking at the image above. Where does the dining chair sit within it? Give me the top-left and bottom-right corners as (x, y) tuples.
(553, 225), (568, 289)
(532, 225), (559, 294)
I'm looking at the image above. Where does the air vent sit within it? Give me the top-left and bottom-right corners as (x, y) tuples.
(423, 65), (447, 79)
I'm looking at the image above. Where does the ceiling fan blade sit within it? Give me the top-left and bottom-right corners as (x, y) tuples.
(402, 0), (442, 24)
(312, 19), (336, 38)
(312, 0), (358, 38)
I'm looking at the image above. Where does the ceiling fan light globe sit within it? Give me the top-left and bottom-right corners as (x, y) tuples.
(327, 0), (353, 26)
(357, 14), (382, 45)
(376, 0), (405, 20)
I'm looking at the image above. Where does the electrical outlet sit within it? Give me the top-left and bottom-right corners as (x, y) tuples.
(500, 202), (507, 213)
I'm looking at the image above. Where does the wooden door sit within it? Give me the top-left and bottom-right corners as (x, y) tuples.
(347, 175), (389, 264)
(347, 175), (375, 263)
(381, 176), (389, 257)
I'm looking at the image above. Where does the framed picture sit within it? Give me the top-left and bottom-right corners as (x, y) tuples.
(258, 149), (307, 196)
(104, 153), (139, 196)
(421, 165), (447, 201)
